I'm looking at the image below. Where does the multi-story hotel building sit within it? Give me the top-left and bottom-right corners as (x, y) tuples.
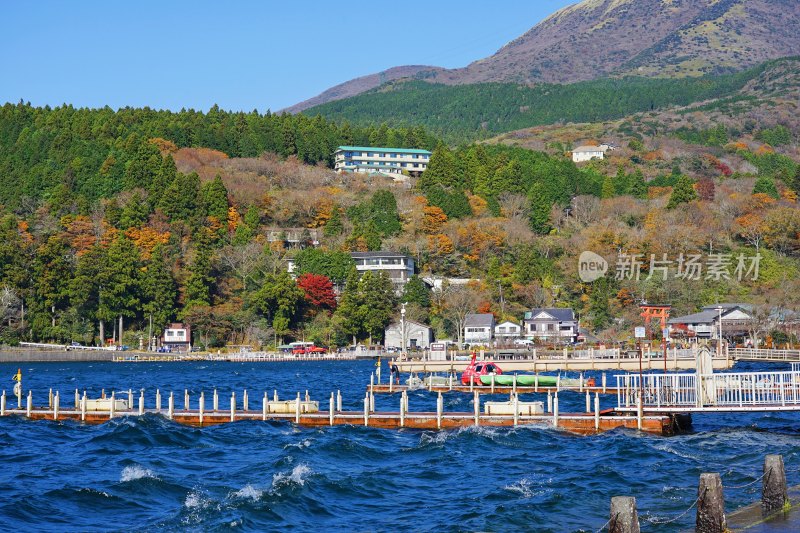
(334, 146), (431, 177)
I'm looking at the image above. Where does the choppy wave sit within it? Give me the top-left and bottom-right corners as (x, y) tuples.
(2, 360), (800, 531)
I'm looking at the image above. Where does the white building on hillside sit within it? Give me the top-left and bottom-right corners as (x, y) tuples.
(572, 145), (608, 163)
(334, 146), (431, 177)
(464, 313), (495, 346)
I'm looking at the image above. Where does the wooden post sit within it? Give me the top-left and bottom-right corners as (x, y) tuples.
(557, 375), (561, 391)
(370, 390), (375, 413)
(552, 394), (559, 428)
(474, 390), (480, 426)
(305, 390), (309, 402)
(48, 388), (53, 409)
(274, 390), (278, 402)
(364, 394), (369, 426)
(602, 372), (607, 393)
(586, 390), (591, 413)
(329, 392), (334, 426)
(128, 389), (133, 410)
(243, 390), (249, 411)
(513, 393), (519, 426)
(109, 391), (115, 419)
(609, 496), (640, 533)
(449, 373), (453, 390)
(0, 390), (5, 416)
(436, 392), (443, 429)
(230, 392), (236, 422)
(263, 392), (268, 421)
(512, 374), (517, 396)
(156, 389), (161, 412)
(184, 389), (189, 411)
(337, 390), (342, 412)
(213, 389), (219, 411)
(199, 392), (204, 426)
(399, 391), (406, 427)
(74, 389), (79, 409)
(168, 392), (174, 420)
(696, 473), (726, 533)
(762, 454), (789, 515)
(138, 389), (144, 416)
(534, 373), (539, 393)
(547, 390), (552, 413)
(81, 392), (87, 421)
(594, 393), (600, 431)
(579, 372), (584, 392)
(53, 391), (59, 420)
(491, 373), (495, 394)
(295, 393), (301, 424)
(389, 374), (394, 393)
(470, 377), (474, 393)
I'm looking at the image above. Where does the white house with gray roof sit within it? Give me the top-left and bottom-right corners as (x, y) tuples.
(464, 313), (495, 346)
(523, 308), (578, 344)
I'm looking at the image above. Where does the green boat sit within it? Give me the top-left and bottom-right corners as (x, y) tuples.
(479, 374), (585, 387)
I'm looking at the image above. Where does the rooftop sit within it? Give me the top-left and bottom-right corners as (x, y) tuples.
(465, 313), (495, 327)
(336, 146), (432, 155)
(525, 308), (576, 322)
(572, 145), (607, 153)
(350, 251), (410, 259)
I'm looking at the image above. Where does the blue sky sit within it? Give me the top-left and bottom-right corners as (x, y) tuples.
(2, 0), (575, 112)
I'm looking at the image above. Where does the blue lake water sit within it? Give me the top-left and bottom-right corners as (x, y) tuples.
(0, 360), (798, 532)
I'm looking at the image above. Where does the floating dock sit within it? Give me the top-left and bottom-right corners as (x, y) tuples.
(0, 388), (680, 435)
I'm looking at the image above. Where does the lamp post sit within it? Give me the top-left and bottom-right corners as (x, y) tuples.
(716, 306), (723, 358)
(400, 302), (407, 357)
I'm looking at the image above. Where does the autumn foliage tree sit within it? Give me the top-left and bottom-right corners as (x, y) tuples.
(297, 273), (337, 315)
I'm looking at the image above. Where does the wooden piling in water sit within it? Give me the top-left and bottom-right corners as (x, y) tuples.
(263, 392), (268, 421)
(609, 496), (640, 533)
(156, 389), (161, 412)
(53, 391), (59, 420)
(109, 391), (115, 419)
(329, 393), (334, 426)
(168, 392), (174, 420)
(138, 390), (144, 415)
(213, 389), (218, 411)
(230, 392), (236, 422)
(1, 390), (5, 416)
(74, 389), (79, 409)
(199, 392), (204, 425)
(696, 472), (726, 533)
(762, 454), (789, 515)
(243, 390), (248, 411)
(553, 394), (559, 428)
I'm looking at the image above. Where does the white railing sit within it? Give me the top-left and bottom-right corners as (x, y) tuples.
(20, 342), (116, 351)
(730, 348), (800, 362)
(617, 370), (800, 410)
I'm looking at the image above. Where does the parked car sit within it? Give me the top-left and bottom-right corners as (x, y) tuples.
(513, 338), (534, 346)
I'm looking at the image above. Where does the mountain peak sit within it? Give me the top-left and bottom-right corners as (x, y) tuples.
(290, 0), (800, 112)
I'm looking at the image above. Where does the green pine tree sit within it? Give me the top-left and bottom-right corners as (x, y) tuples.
(752, 175), (780, 199)
(528, 182), (552, 235)
(666, 176), (698, 209)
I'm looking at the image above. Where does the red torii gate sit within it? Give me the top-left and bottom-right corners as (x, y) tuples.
(639, 304), (671, 372)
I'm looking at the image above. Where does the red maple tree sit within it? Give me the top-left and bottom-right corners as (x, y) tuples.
(297, 273), (337, 311)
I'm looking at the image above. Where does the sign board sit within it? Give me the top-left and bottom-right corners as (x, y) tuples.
(634, 327), (646, 339)
(662, 328), (670, 339)
(429, 342), (447, 361)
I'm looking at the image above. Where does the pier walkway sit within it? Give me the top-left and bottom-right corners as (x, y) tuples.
(0, 388), (677, 435)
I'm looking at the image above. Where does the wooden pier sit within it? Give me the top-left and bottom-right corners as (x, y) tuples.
(0, 388), (678, 435)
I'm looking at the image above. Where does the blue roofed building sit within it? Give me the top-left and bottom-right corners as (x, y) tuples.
(334, 146), (431, 177)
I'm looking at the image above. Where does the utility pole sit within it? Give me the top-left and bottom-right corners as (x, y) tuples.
(400, 302), (407, 356)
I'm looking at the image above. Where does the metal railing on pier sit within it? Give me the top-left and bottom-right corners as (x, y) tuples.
(730, 347), (800, 362)
(617, 370), (800, 412)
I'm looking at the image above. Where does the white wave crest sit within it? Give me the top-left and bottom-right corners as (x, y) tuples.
(283, 439), (312, 450)
(184, 491), (211, 509)
(120, 465), (158, 482)
(271, 464), (312, 492)
(231, 484), (263, 501)
(505, 478), (534, 498)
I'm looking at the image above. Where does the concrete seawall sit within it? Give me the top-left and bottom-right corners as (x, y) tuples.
(0, 349), (116, 363)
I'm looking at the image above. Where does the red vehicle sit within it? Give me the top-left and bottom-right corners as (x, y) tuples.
(461, 353), (503, 385)
(291, 342), (327, 355)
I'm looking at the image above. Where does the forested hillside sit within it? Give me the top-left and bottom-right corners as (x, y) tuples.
(0, 98), (798, 350)
(0, 103), (435, 209)
(305, 60), (783, 142)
